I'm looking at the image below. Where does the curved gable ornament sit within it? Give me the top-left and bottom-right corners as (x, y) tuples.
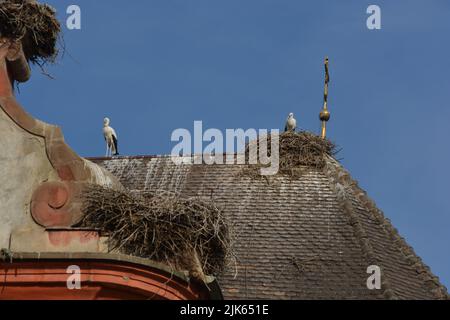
(0, 37), (216, 301)
(0, 38), (122, 250)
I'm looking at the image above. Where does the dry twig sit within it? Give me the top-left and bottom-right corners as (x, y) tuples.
(0, 0), (60, 64)
(241, 131), (338, 178)
(79, 185), (232, 280)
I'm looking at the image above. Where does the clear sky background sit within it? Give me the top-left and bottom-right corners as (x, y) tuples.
(16, 0), (450, 288)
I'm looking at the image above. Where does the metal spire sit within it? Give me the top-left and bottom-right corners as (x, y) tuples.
(320, 57), (331, 139)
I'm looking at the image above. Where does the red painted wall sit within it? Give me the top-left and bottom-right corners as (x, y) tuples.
(0, 260), (209, 300)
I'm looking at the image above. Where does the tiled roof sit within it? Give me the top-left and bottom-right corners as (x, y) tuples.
(89, 155), (448, 300)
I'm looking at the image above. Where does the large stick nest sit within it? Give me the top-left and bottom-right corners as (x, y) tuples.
(243, 131), (338, 178)
(79, 185), (232, 279)
(0, 0), (60, 64)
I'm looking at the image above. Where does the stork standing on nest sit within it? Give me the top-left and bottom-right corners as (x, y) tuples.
(103, 117), (119, 157)
(284, 113), (297, 132)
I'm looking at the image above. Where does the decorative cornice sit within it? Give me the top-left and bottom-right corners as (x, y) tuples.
(0, 251), (221, 300)
(0, 41), (123, 229)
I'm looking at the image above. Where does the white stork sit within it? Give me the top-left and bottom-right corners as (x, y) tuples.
(284, 113), (297, 132)
(103, 117), (119, 157)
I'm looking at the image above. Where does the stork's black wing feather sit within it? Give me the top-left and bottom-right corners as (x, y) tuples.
(112, 135), (119, 155)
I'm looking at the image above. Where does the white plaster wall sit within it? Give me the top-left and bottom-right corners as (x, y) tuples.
(0, 108), (55, 249)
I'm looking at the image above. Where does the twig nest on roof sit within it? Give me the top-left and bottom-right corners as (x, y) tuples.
(79, 185), (232, 281)
(0, 0), (60, 64)
(243, 131), (338, 178)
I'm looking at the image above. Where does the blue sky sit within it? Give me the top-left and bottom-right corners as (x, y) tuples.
(16, 0), (450, 288)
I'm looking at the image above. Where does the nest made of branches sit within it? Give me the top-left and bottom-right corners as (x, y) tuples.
(0, 0), (60, 64)
(79, 185), (232, 280)
(242, 131), (338, 178)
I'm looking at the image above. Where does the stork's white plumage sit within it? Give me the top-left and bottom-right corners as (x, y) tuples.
(285, 113), (297, 132)
(103, 117), (119, 156)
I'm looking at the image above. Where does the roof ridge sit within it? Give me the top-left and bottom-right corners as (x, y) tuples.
(323, 156), (397, 299)
(350, 177), (449, 300)
(324, 156), (449, 300)
(86, 155), (168, 161)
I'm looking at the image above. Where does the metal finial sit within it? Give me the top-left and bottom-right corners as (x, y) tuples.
(320, 57), (331, 139)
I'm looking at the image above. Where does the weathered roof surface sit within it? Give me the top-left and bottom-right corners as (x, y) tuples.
(89, 155), (448, 300)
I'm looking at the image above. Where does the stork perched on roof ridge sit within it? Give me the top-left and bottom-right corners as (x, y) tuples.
(103, 117), (119, 157)
(284, 112), (297, 132)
